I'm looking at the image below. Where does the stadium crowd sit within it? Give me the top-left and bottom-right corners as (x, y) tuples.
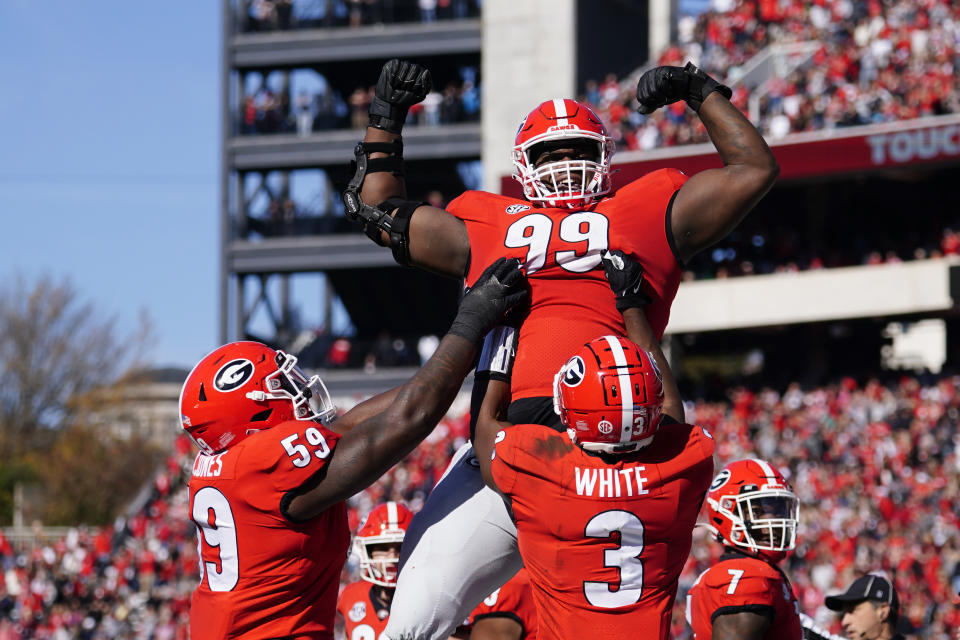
(240, 72), (479, 136)
(237, 0), (959, 147)
(681, 221), (959, 281)
(244, 0), (480, 31)
(583, 0), (960, 151)
(2, 371), (958, 638)
(0, 436), (197, 639)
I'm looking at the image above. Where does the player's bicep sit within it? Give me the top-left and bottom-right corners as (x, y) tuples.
(670, 166), (762, 263)
(408, 205), (470, 277)
(711, 609), (773, 640)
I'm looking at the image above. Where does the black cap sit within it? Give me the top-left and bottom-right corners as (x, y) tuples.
(825, 574), (899, 614)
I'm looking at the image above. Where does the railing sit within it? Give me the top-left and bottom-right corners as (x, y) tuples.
(2, 526), (74, 551)
(740, 41), (821, 121)
(605, 40), (820, 122)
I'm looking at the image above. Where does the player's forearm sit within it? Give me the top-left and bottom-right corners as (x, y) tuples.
(473, 378), (512, 489)
(354, 126), (468, 277)
(290, 334), (477, 517)
(478, 378), (511, 426)
(356, 333), (477, 471)
(387, 333), (477, 438)
(698, 93), (779, 186)
(622, 308), (684, 423)
(359, 126), (407, 225)
(669, 94), (780, 261)
(329, 386), (402, 434)
(336, 335), (474, 488)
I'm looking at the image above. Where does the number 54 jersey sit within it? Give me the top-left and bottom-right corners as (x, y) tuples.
(188, 420), (349, 640)
(449, 168), (687, 402)
(490, 421), (714, 640)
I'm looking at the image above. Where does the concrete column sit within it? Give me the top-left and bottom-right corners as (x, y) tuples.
(648, 0), (673, 62)
(481, 0), (577, 192)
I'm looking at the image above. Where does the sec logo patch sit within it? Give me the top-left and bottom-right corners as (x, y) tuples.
(348, 601), (366, 622)
(505, 204), (531, 214)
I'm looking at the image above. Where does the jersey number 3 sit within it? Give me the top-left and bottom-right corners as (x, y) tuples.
(505, 212), (609, 274)
(583, 510), (645, 608)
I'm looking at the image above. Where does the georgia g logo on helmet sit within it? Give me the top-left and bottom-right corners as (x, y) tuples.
(214, 359), (255, 392)
(562, 356), (586, 387)
(709, 468), (732, 492)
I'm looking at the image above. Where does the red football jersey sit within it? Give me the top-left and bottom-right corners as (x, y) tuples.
(337, 581), (392, 640)
(490, 421), (714, 640)
(467, 568), (538, 640)
(448, 169), (687, 401)
(188, 420), (349, 639)
(686, 553), (803, 640)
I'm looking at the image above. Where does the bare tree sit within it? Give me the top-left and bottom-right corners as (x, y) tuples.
(0, 274), (154, 523)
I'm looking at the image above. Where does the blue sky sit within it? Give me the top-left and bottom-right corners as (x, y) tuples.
(0, 1), (220, 369)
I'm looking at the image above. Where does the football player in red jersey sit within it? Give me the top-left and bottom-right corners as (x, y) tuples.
(472, 333), (714, 640)
(685, 459), (803, 640)
(464, 568), (538, 640)
(337, 502), (413, 640)
(181, 258), (526, 640)
(346, 58), (777, 640)
(346, 58), (778, 421)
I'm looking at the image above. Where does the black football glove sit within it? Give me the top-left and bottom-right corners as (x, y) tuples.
(449, 258), (528, 345)
(635, 61), (732, 115)
(602, 250), (651, 311)
(369, 59), (433, 134)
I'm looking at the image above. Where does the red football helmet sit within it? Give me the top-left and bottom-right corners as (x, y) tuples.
(354, 501), (413, 587)
(179, 341), (336, 455)
(512, 98), (615, 209)
(553, 335), (664, 454)
(704, 459), (799, 563)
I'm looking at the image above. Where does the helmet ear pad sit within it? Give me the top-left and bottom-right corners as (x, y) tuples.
(555, 336), (663, 454)
(512, 99), (615, 209)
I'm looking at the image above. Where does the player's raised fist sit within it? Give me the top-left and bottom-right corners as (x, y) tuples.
(636, 62), (732, 115)
(635, 65), (690, 115)
(376, 59), (432, 108)
(369, 59), (432, 133)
